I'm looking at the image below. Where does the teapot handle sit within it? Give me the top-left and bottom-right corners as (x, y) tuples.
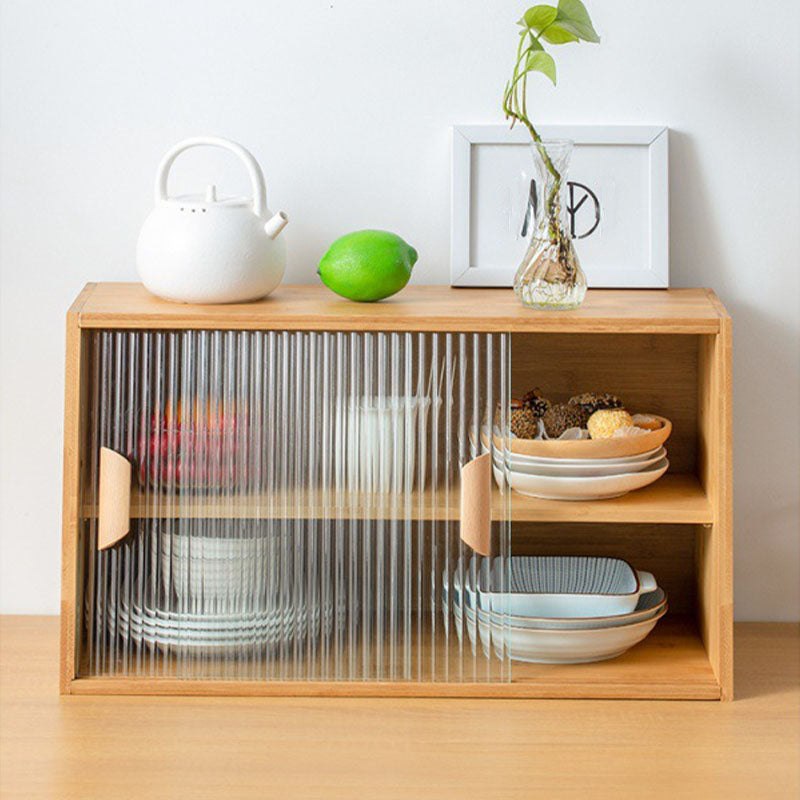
(155, 136), (267, 218)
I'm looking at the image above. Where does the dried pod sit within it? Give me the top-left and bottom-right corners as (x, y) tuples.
(568, 392), (624, 416)
(521, 387), (551, 419)
(510, 399), (540, 439)
(542, 403), (589, 438)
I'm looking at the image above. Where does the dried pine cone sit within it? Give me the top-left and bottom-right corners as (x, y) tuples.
(521, 388), (551, 419)
(568, 392), (624, 416)
(542, 403), (589, 438)
(510, 399), (539, 439)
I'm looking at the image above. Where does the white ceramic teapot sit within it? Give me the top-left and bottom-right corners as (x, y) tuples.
(137, 136), (288, 304)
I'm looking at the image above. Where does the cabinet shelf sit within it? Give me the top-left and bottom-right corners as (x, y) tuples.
(71, 617), (717, 700)
(508, 474), (712, 524)
(507, 616), (719, 699)
(83, 474), (710, 525)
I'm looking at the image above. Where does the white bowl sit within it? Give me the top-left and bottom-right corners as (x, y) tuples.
(457, 587), (667, 630)
(344, 396), (439, 493)
(481, 428), (666, 466)
(494, 457), (669, 500)
(513, 448), (665, 465)
(458, 605), (667, 664)
(154, 532), (267, 604)
(495, 447), (667, 477)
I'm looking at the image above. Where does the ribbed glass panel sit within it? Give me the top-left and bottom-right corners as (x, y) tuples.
(78, 329), (510, 683)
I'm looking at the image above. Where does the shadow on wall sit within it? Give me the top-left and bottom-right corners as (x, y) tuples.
(668, 130), (729, 287)
(669, 131), (800, 621)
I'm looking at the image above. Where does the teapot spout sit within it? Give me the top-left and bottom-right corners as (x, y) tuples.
(264, 211), (289, 240)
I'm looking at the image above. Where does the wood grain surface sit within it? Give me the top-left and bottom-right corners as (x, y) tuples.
(2, 616), (797, 800)
(511, 332), (698, 472)
(81, 473), (712, 524)
(62, 617), (717, 700)
(59, 286), (94, 692)
(73, 283), (726, 333)
(97, 448), (131, 550)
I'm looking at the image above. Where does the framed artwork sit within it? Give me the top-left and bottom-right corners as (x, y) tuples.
(450, 125), (669, 287)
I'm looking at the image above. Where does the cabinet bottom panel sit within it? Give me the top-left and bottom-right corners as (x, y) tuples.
(69, 617), (719, 699)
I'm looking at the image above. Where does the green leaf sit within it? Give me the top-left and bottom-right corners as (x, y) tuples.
(553, 17), (597, 42)
(556, 0), (600, 42)
(540, 22), (579, 44)
(522, 5), (557, 33)
(524, 50), (556, 85)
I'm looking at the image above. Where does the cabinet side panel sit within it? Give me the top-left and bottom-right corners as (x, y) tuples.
(696, 326), (733, 699)
(60, 319), (87, 692)
(716, 319), (733, 699)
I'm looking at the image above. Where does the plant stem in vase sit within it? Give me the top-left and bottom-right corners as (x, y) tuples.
(514, 139), (586, 309)
(502, 1), (600, 310)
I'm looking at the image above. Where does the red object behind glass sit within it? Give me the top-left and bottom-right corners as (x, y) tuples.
(134, 400), (249, 491)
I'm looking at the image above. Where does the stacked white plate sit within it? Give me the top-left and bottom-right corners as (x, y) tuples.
(445, 556), (667, 664)
(491, 444), (670, 500)
(98, 528), (355, 652)
(107, 598), (341, 651)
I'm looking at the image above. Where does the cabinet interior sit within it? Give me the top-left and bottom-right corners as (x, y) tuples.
(511, 332), (700, 475)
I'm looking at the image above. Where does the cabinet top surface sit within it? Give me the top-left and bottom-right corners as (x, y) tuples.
(71, 283), (728, 333)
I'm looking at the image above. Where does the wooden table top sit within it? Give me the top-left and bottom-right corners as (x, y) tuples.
(1, 616), (797, 799)
(70, 283), (729, 333)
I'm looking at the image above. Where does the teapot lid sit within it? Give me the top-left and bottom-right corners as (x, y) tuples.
(164, 185), (250, 208)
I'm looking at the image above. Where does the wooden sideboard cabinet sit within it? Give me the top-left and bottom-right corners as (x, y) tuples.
(61, 283), (732, 699)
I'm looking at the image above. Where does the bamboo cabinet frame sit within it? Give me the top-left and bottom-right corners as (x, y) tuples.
(61, 284), (733, 699)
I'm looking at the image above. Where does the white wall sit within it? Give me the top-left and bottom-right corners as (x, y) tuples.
(1, 0), (798, 619)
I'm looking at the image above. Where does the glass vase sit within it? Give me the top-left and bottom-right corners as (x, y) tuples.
(513, 139), (587, 310)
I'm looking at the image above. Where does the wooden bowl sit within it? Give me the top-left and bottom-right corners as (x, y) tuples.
(491, 415), (672, 460)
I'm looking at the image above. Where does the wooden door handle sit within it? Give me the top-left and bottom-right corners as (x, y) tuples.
(98, 447), (131, 550)
(460, 452), (492, 556)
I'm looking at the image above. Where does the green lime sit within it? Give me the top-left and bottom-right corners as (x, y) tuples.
(318, 230), (418, 302)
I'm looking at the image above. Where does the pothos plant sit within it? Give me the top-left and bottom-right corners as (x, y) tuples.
(502, 1), (599, 286)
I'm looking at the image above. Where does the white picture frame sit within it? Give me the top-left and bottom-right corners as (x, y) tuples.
(450, 125), (669, 287)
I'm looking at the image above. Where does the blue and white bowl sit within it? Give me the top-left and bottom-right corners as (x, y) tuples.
(455, 556), (658, 617)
